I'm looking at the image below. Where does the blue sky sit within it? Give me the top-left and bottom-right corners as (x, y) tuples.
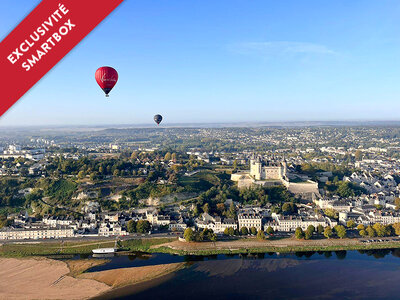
(1, 0), (400, 126)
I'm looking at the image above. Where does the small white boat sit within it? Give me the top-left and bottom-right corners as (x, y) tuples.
(92, 247), (117, 254)
(92, 239), (118, 254)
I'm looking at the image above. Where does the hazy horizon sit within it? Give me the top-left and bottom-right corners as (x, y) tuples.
(2, 1), (400, 126)
(3, 119), (400, 131)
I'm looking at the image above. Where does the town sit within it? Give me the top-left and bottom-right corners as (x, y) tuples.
(1, 125), (400, 244)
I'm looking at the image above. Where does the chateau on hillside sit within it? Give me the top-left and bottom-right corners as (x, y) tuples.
(249, 155), (287, 181)
(231, 155), (319, 199)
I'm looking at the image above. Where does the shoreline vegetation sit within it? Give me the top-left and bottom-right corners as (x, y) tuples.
(2, 236), (400, 257)
(149, 237), (400, 255)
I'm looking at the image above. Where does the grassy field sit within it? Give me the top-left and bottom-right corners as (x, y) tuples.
(150, 240), (400, 256)
(121, 237), (176, 252)
(0, 237), (176, 257)
(3, 236), (400, 257)
(0, 240), (116, 257)
(150, 240), (400, 255)
(178, 170), (220, 192)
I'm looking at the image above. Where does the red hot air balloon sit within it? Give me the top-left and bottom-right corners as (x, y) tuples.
(95, 66), (118, 97)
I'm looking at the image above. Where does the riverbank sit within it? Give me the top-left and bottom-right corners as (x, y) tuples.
(0, 237), (175, 257)
(2, 236), (400, 257)
(149, 236), (400, 255)
(78, 262), (184, 288)
(0, 256), (186, 299)
(0, 257), (110, 299)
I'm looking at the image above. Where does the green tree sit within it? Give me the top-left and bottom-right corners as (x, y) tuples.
(395, 198), (400, 210)
(227, 202), (236, 219)
(202, 203), (210, 214)
(126, 219), (136, 233)
(240, 227), (249, 235)
(131, 151), (139, 160)
(324, 208), (338, 219)
(282, 202), (296, 214)
(164, 152), (172, 161)
(136, 220), (151, 233)
(359, 229), (367, 237)
(324, 226), (333, 239)
(171, 153), (177, 162)
(250, 226), (257, 235)
(0, 215), (12, 228)
(113, 169), (120, 177)
(295, 227), (304, 239)
(200, 228), (216, 242)
(346, 220), (356, 229)
(193, 205), (200, 217)
(305, 225), (315, 240)
(357, 224), (365, 231)
(392, 223), (400, 235)
(306, 225), (315, 234)
(184, 228), (195, 242)
(304, 230), (312, 240)
(89, 172), (98, 181)
(257, 229), (266, 240)
(335, 225), (347, 239)
(208, 232), (217, 242)
(385, 225), (394, 236)
(337, 181), (355, 198)
(77, 171), (85, 179)
(233, 160), (238, 171)
(354, 150), (362, 161)
(216, 203), (225, 215)
(228, 227), (235, 236)
(223, 227), (230, 236)
(317, 224), (324, 234)
(224, 227), (235, 236)
(372, 223), (388, 237)
(366, 226), (376, 237)
(266, 226), (274, 235)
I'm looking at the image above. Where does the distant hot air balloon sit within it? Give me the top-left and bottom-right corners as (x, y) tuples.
(95, 66), (118, 97)
(154, 114), (163, 125)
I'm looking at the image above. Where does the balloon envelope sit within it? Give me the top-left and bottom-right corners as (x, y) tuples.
(154, 114), (163, 125)
(95, 66), (118, 96)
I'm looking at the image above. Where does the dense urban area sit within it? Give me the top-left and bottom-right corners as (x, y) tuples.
(2, 125), (400, 246)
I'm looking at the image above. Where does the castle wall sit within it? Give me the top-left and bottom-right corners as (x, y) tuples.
(282, 179), (319, 194)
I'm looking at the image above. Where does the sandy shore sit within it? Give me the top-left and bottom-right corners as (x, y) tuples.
(0, 257), (110, 300)
(0, 257), (184, 300)
(79, 262), (184, 288)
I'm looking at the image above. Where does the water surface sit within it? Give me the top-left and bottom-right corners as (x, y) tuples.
(92, 249), (400, 300)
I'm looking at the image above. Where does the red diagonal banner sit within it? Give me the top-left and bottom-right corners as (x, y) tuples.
(0, 0), (124, 117)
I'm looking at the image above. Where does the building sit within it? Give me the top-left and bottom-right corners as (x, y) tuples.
(146, 210), (171, 227)
(98, 223), (127, 236)
(369, 211), (400, 225)
(169, 220), (187, 231)
(238, 210), (262, 230)
(250, 156), (287, 180)
(195, 213), (237, 233)
(214, 217), (237, 233)
(0, 226), (74, 240)
(273, 215), (327, 232)
(43, 215), (75, 227)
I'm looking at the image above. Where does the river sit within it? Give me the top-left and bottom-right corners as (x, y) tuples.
(89, 249), (400, 299)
